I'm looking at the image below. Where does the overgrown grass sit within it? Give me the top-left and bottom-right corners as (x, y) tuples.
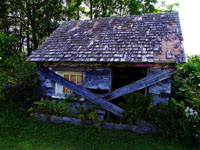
(0, 104), (190, 150)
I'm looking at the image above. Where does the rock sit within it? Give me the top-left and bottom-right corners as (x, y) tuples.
(135, 120), (154, 128)
(134, 120), (158, 134)
(130, 126), (152, 134)
(30, 113), (39, 118)
(62, 117), (71, 122)
(38, 113), (48, 121)
(49, 115), (63, 123)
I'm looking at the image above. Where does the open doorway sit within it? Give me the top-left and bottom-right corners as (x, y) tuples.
(112, 67), (148, 90)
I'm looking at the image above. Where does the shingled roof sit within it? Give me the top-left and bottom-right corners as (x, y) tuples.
(27, 12), (186, 63)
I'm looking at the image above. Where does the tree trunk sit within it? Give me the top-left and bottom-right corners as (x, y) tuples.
(90, 0), (93, 19)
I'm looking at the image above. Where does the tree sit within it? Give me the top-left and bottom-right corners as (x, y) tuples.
(0, 33), (39, 107)
(0, 0), (64, 55)
(0, 0), (179, 55)
(155, 0), (179, 13)
(64, 0), (86, 20)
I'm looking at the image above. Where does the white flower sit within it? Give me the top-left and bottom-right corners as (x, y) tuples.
(194, 112), (198, 116)
(190, 111), (194, 116)
(186, 112), (190, 118)
(190, 108), (193, 112)
(185, 106), (190, 113)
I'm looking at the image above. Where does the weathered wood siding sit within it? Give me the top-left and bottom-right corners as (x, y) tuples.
(39, 67), (124, 118)
(39, 71), (54, 96)
(40, 68), (111, 97)
(84, 69), (111, 91)
(101, 68), (176, 101)
(148, 68), (171, 105)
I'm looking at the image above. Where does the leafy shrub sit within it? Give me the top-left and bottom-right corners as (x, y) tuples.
(0, 33), (40, 108)
(172, 56), (200, 111)
(119, 92), (154, 125)
(30, 97), (101, 126)
(76, 104), (102, 129)
(77, 104), (100, 121)
(64, 93), (81, 102)
(29, 98), (74, 117)
(149, 56), (200, 146)
(149, 98), (200, 146)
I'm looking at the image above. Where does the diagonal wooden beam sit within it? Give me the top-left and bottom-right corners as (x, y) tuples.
(100, 68), (177, 101)
(39, 67), (176, 118)
(39, 67), (124, 118)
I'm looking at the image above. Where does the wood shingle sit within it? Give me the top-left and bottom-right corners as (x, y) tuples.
(27, 12), (186, 63)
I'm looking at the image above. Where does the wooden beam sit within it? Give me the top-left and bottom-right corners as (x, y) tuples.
(100, 68), (176, 101)
(39, 67), (124, 118)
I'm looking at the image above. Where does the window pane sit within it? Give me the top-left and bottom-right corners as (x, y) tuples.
(63, 87), (70, 93)
(63, 74), (70, 93)
(64, 74), (69, 80)
(62, 72), (82, 94)
(77, 75), (82, 84)
(71, 75), (76, 83)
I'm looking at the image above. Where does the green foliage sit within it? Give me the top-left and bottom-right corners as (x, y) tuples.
(86, 0), (157, 19)
(64, 92), (81, 102)
(1, 0), (178, 55)
(1, 0), (65, 54)
(30, 97), (101, 125)
(149, 98), (200, 146)
(30, 98), (74, 117)
(119, 92), (154, 125)
(0, 104), (187, 150)
(0, 33), (17, 57)
(155, 0), (179, 13)
(149, 56), (200, 147)
(0, 33), (40, 107)
(76, 104), (100, 124)
(172, 56), (200, 111)
(127, 0), (157, 15)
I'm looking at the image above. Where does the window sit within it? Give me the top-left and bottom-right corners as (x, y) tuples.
(55, 72), (82, 97)
(63, 72), (82, 93)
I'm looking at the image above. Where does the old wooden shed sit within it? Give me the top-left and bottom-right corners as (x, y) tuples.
(27, 12), (186, 118)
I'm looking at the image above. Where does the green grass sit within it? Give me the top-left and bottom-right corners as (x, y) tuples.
(0, 104), (191, 150)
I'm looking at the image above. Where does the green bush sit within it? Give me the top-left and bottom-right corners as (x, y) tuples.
(30, 98), (74, 117)
(172, 56), (200, 111)
(149, 55), (200, 146)
(0, 33), (40, 108)
(149, 98), (200, 146)
(119, 92), (154, 125)
(76, 104), (100, 122)
(30, 97), (101, 126)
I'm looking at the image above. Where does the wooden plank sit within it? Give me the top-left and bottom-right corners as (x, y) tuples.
(100, 68), (176, 101)
(53, 66), (86, 72)
(135, 64), (159, 67)
(148, 69), (171, 94)
(40, 61), (166, 69)
(84, 69), (111, 90)
(152, 95), (169, 105)
(39, 67), (124, 118)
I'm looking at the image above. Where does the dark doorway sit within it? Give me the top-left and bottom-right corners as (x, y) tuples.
(107, 67), (148, 120)
(112, 67), (147, 90)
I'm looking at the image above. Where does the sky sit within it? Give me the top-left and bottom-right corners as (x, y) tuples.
(160, 0), (200, 55)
